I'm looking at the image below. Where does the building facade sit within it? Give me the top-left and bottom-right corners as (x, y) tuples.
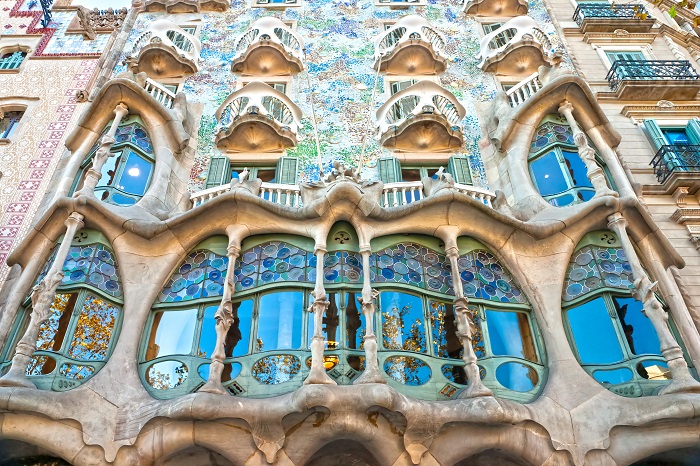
(1, 0), (700, 464)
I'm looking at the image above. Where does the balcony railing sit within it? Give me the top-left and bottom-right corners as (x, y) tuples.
(606, 60), (700, 91)
(374, 15), (447, 73)
(128, 19), (201, 77)
(506, 72), (542, 107)
(380, 181), (496, 207)
(574, 3), (648, 24)
(191, 181), (303, 208)
(478, 16), (553, 71)
(0, 52), (24, 71)
(232, 17), (304, 74)
(143, 78), (176, 109)
(650, 145), (700, 184)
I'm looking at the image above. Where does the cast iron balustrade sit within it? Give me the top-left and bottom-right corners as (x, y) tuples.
(215, 81), (302, 152)
(376, 81), (465, 152)
(478, 16), (554, 75)
(374, 15), (448, 74)
(231, 17), (304, 75)
(0, 51), (25, 71)
(650, 145), (700, 184)
(127, 19), (201, 78)
(573, 3), (654, 33)
(605, 60), (700, 99)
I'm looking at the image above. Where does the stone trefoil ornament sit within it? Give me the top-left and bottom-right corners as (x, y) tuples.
(0, 212), (85, 388)
(607, 212), (700, 395)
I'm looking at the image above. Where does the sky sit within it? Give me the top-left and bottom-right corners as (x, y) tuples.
(77, 0), (132, 7)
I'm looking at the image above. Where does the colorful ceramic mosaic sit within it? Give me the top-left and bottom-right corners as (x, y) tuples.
(457, 250), (525, 304)
(37, 243), (123, 299)
(111, 0), (570, 192)
(158, 249), (229, 302)
(372, 242), (453, 295)
(563, 245), (634, 302)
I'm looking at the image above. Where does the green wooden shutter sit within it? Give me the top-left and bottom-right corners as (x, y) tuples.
(643, 119), (666, 151)
(276, 156), (298, 184)
(447, 155), (472, 185)
(378, 157), (402, 183)
(205, 156), (229, 189)
(687, 118), (700, 145)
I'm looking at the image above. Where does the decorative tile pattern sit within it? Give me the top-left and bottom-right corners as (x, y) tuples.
(372, 242), (453, 295)
(158, 249), (229, 302)
(563, 245), (634, 302)
(457, 250), (525, 304)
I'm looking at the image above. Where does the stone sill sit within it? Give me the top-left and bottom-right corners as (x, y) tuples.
(642, 173), (700, 196)
(0, 138), (10, 145)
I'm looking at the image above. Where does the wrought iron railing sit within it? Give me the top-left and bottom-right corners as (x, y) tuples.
(606, 60), (700, 91)
(573, 3), (650, 27)
(0, 52), (25, 70)
(650, 144), (700, 184)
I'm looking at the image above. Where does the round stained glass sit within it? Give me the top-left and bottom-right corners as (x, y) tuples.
(496, 279), (511, 293)
(186, 283), (200, 296)
(277, 247), (291, 259)
(617, 250), (626, 260)
(424, 253), (439, 265)
(261, 270), (274, 282)
(206, 282), (222, 295)
(427, 278), (442, 290)
(242, 264), (256, 276)
(99, 263), (115, 276)
(478, 268), (495, 282)
(491, 263), (503, 274)
(566, 283), (583, 297)
(179, 263), (192, 274)
(575, 253), (593, 266)
(193, 252), (206, 264)
(600, 261), (615, 273)
(457, 257), (470, 268)
(378, 254), (393, 267)
(570, 269), (587, 281)
(346, 255), (360, 267)
(275, 262), (289, 273)
(324, 255), (339, 266)
(426, 265), (440, 277)
(477, 252), (489, 263)
(461, 270), (475, 282)
(243, 251), (257, 263)
(288, 268), (303, 280)
(621, 262), (632, 273)
(210, 258), (225, 269)
(134, 127), (147, 138)
(408, 271), (421, 283)
(70, 270), (85, 281)
(406, 258), (421, 271)
(105, 280), (119, 292)
(97, 250), (111, 261)
(463, 283), (478, 296)
(381, 268), (395, 279)
(346, 269), (360, 281)
(77, 259), (90, 269)
(605, 274), (621, 286)
(89, 272), (104, 284)
(262, 258), (275, 268)
(584, 277), (601, 289)
(324, 270), (339, 281)
(81, 247), (94, 257)
(188, 268), (205, 283)
(405, 245), (419, 258)
(289, 254), (305, 267)
(484, 284), (496, 296)
(240, 277), (254, 288)
(393, 262), (408, 275)
(262, 244), (278, 256)
(209, 270), (222, 281)
(392, 249), (404, 260)
(171, 278), (187, 292)
(597, 250), (610, 260)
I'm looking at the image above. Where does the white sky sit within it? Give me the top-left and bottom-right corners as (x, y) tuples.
(76, 0), (132, 7)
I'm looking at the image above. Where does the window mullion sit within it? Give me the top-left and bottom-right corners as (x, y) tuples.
(604, 293), (634, 360)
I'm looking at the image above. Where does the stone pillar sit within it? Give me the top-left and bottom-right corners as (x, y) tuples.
(608, 213), (700, 395)
(354, 247), (386, 384)
(199, 244), (240, 395)
(445, 244), (493, 398)
(74, 103), (129, 197)
(304, 245), (335, 385)
(0, 212), (85, 388)
(558, 101), (618, 198)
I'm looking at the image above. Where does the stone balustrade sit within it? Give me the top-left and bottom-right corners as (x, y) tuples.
(374, 15), (448, 74)
(232, 17), (304, 75)
(506, 71), (542, 107)
(127, 19), (201, 78)
(143, 78), (176, 109)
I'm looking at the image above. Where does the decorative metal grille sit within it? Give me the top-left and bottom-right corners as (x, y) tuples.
(40, 0), (54, 28)
(650, 144), (700, 184)
(573, 3), (649, 27)
(606, 60), (700, 91)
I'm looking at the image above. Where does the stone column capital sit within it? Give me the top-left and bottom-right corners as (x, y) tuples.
(607, 212), (627, 231)
(558, 100), (574, 115)
(227, 245), (241, 258)
(314, 244), (327, 255)
(65, 212), (85, 231)
(114, 102), (129, 118)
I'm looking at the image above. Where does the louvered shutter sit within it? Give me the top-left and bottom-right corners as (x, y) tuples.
(447, 155), (472, 185)
(276, 156), (298, 184)
(642, 119), (666, 151)
(378, 157), (402, 183)
(686, 118), (700, 145)
(205, 156), (229, 189)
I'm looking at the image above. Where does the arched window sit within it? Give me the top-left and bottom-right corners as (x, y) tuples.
(562, 230), (692, 397)
(72, 116), (155, 206)
(0, 230), (123, 391)
(528, 115), (611, 207)
(371, 236), (544, 402)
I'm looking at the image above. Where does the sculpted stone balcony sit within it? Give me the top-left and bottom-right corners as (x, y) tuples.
(462, 0), (527, 17)
(215, 82), (303, 152)
(605, 60), (700, 100)
(573, 3), (655, 34)
(374, 15), (448, 75)
(650, 145), (700, 193)
(126, 19), (201, 79)
(375, 81), (465, 152)
(231, 17), (304, 76)
(141, 0), (230, 12)
(478, 16), (556, 76)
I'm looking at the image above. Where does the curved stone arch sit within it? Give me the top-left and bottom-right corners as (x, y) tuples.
(0, 229), (124, 391)
(605, 422), (700, 465)
(303, 439), (383, 466)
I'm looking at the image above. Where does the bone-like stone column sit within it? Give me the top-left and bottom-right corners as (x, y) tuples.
(199, 244), (240, 395)
(304, 244), (336, 385)
(354, 247), (386, 384)
(608, 213), (700, 395)
(445, 244), (493, 398)
(0, 212), (85, 388)
(74, 103), (129, 197)
(558, 101), (618, 198)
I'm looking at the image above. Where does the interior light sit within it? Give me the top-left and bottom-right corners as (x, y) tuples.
(128, 167), (141, 177)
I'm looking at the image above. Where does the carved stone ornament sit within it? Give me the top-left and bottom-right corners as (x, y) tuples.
(613, 29), (630, 36)
(657, 100), (675, 109)
(75, 90), (88, 103)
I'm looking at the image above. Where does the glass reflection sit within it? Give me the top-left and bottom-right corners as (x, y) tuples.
(613, 296), (661, 356)
(146, 308), (197, 360)
(485, 310), (537, 362)
(495, 362), (538, 392)
(307, 293), (341, 349)
(199, 300), (253, 358)
(384, 355), (431, 386)
(531, 151), (568, 196)
(380, 291), (426, 353)
(146, 360), (188, 389)
(567, 297), (624, 364)
(593, 367), (633, 385)
(637, 360), (672, 380)
(252, 354), (301, 384)
(36, 293), (78, 354)
(345, 292), (365, 349)
(68, 294), (119, 361)
(429, 300), (462, 359)
(257, 291), (303, 351)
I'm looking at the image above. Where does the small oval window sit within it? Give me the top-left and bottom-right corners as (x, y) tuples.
(197, 362), (242, 383)
(59, 363), (95, 381)
(495, 362), (539, 392)
(384, 356), (431, 386)
(441, 364), (485, 385)
(146, 360), (188, 390)
(26, 355), (57, 376)
(252, 355), (301, 385)
(592, 367), (633, 385)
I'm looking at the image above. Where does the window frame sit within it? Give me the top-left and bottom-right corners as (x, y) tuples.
(252, 0), (303, 9)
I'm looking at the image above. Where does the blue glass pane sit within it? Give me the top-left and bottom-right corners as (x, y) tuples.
(252, 355), (300, 384)
(257, 291), (303, 351)
(593, 367), (633, 384)
(346, 293), (365, 349)
(307, 293), (341, 349)
(531, 151), (569, 196)
(562, 150), (592, 188)
(637, 360), (671, 380)
(662, 129), (690, 145)
(614, 296), (661, 356)
(383, 355), (431, 386)
(119, 151), (153, 196)
(380, 291), (426, 353)
(548, 193), (575, 207)
(485, 310), (538, 362)
(96, 153), (120, 189)
(567, 297), (624, 364)
(148, 309), (197, 359)
(495, 362), (538, 392)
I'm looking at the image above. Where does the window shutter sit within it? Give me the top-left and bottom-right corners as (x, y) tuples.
(205, 156), (229, 189)
(378, 157), (402, 183)
(687, 118), (700, 145)
(447, 155), (472, 185)
(276, 156), (298, 184)
(642, 119), (666, 151)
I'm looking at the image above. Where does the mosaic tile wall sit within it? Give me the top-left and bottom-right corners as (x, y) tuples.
(112, 0), (569, 191)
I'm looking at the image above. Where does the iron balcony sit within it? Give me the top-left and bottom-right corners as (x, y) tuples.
(605, 60), (700, 100)
(650, 144), (700, 185)
(573, 3), (655, 33)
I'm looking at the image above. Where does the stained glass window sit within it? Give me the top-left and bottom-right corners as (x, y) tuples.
(563, 244), (633, 302)
(457, 249), (525, 304)
(158, 249), (228, 302)
(372, 242), (453, 294)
